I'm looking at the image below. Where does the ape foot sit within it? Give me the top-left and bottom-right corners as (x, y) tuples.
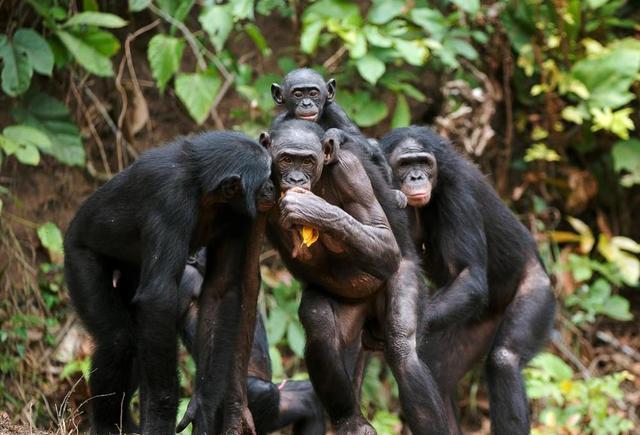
(335, 415), (377, 435)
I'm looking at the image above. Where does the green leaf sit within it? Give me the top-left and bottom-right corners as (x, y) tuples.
(56, 30), (114, 76)
(391, 94), (410, 128)
(147, 34), (185, 93)
(368, 0), (405, 25)
(339, 91), (389, 128)
(199, 5), (233, 52)
(356, 54), (385, 84)
(157, 0), (195, 22)
(449, 0), (479, 15)
(570, 44), (640, 109)
(445, 38), (478, 60)
(601, 296), (632, 321)
(410, 7), (448, 40)
(3, 125), (51, 152)
(129, 0), (151, 12)
(528, 352), (573, 381)
(38, 222), (64, 259)
(231, 0), (254, 20)
(13, 29), (53, 76)
(0, 37), (33, 97)
(612, 139), (640, 187)
(300, 20), (323, 54)
(12, 92), (85, 166)
(83, 30), (121, 57)
(14, 143), (40, 165)
(287, 322), (306, 358)
(175, 70), (221, 125)
(267, 308), (288, 343)
(394, 39), (428, 66)
(63, 12), (127, 28)
(244, 23), (271, 56)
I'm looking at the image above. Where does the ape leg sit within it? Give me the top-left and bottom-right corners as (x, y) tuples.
(248, 377), (325, 435)
(299, 286), (372, 434)
(418, 317), (500, 435)
(65, 248), (138, 434)
(384, 259), (448, 435)
(486, 260), (555, 435)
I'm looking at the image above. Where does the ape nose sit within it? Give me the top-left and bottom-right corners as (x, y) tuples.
(410, 173), (424, 182)
(287, 173), (306, 185)
(302, 99), (312, 108)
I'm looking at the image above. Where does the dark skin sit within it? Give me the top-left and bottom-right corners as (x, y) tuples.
(261, 120), (448, 435)
(64, 132), (274, 435)
(381, 126), (556, 435)
(271, 68), (401, 199)
(176, 253), (325, 435)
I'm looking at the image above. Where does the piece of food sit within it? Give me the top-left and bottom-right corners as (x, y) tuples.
(301, 226), (319, 247)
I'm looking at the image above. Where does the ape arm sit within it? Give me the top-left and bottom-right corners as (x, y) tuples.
(322, 102), (362, 136)
(279, 151), (401, 279)
(423, 207), (489, 332)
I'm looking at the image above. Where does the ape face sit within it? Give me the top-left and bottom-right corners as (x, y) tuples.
(271, 69), (336, 122)
(256, 178), (276, 212)
(388, 139), (438, 208)
(260, 123), (335, 192)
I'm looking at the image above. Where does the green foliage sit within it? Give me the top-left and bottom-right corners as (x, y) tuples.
(37, 222), (64, 264)
(0, 29), (53, 96)
(147, 34), (185, 93)
(525, 353), (633, 434)
(612, 139), (640, 187)
(175, 70), (222, 125)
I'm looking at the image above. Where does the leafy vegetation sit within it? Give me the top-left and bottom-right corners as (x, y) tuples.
(0, 0), (638, 433)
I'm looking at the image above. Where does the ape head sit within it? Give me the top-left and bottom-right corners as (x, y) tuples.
(271, 68), (336, 122)
(187, 132), (275, 216)
(259, 120), (337, 192)
(381, 127), (440, 208)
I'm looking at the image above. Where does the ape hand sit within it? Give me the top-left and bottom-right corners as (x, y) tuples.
(279, 187), (339, 231)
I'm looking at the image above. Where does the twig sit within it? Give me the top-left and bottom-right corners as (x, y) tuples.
(115, 19), (160, 170)
(596, 330), (640, 362)
(149, 4), (206, 70)
(323, 46), (347, 72)
(69, 79), (112, 177)
(84, 87), (139, 163)
(551, 329), (591, 379)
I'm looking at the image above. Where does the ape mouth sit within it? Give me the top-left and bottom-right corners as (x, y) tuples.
(406, 192), (431, 207)
(297, 112), (318, 122)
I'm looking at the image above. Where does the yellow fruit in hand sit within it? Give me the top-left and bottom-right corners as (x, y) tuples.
(300, 226), (319, 247)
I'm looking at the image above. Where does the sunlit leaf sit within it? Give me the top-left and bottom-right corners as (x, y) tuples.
(147, 34), (185, 93)
(38, 222), (64, 263)
(56, 30), (114, 76)
(63, 12), (127, 28)
(174, 70), (221, 125)
(391, 94), (410, 128)
(356, 54), (385, 84)
(612, 139), (640, 187)
(566, 216), (594, 253)
(199, 4), (233, 52)
(287, 322), (305, 357)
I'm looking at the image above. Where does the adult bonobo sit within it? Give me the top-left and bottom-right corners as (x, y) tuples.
(176, 252), (325, 435)
(261, 120), (447, 434)
(380, 126), (556, 434)
(64, 132), (274, 434)
(271, 68), (398, 189)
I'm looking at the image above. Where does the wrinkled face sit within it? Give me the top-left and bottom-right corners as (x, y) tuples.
(260, 128), (334, 192)
(271, 69), (336, 122)
(389, 139), (438, 208)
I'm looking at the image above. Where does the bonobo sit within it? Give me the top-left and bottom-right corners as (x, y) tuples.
(64, 132), (274, 435)
(381, 126), (556, 434)
(260, 120), (448, 434)
(271, 68), (401, 197)
(176, 252), (325, 435)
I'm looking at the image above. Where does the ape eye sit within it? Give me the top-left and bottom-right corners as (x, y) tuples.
(281, 156), (292, 164)
(309, 90), (319, 98)
(293, 90), (303, 98)
(303, 157), (314, 166)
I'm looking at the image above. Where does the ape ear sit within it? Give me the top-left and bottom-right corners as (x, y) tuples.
(326, 79), (336, 102)
(322, 136), (340, 165)
(271, 83), (284, 105)
(220, 175), (244, 201)
(259, 132), (271, 149)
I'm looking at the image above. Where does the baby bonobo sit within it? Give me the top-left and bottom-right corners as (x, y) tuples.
(271, 68), (406, 208)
